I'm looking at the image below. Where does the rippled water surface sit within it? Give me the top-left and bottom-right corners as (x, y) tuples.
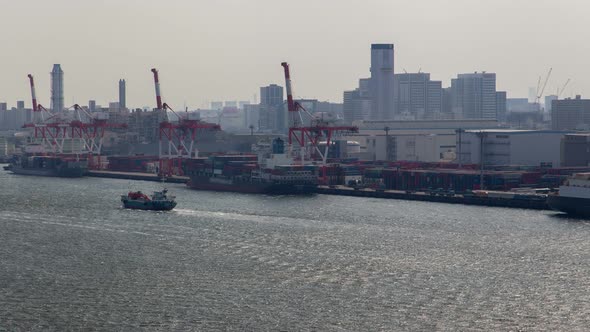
(1, 168), (590, 331)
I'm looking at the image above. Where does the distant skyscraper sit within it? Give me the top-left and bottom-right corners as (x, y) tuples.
(260, 84), (284, 131)
(89, 100), (96, 112)
(260, 85), (284, 108)
(211, 101), (223, 110)
(528, 87), (537, 103)
(16, 100), (25, 109)
(370, 44), (395, 120)
(343, 78), (372, 123)
(545, 95), (557, 113)
(50, 64), (64, 112)
(394, 73), (442, 119)
(224, 101), (238, 108)
(238, 101), (250, 109)
(119, 79), (126, 110)
(551, 95), (590, 130)
(451, 72), (497, 119)
(496, 91), (507, 122)
(442, 87), (453, 115)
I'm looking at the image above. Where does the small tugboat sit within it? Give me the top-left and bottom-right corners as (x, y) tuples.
(121, 189), (177, 211)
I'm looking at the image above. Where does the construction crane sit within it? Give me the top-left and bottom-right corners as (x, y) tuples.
(534, 67), (552, 105)
(557, 78), (571, 98)
(281, 62), (358, 182)
(150, 68), (221, 177)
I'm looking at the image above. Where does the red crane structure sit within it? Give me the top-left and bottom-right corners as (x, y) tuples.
(23, 74), (71, 155)
(151, 68), (221, 177)
(23, 74), (127, 167)
(69, 104), (127, 169)
(280, 62), (358, 167)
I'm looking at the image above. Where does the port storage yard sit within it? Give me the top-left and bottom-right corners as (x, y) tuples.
(83, 162), (560, 210)
(75, 149), (590, 211)
(316, 186), (549, 210)
(7, 65), (584, 210)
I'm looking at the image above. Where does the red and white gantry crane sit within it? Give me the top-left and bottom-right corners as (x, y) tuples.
(151, 68), (221, 177)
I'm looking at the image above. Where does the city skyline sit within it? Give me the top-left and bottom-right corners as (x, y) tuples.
(0, 0), (588, 108)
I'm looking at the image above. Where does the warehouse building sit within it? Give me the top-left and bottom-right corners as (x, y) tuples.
(457, 130), (573, 167)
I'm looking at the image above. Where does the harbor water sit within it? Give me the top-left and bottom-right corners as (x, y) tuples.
(1, 168), (590, 331)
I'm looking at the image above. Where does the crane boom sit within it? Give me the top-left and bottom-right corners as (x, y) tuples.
(281, 62), (296, 114)
(558, 78), (571, 98)
(151, 68), (163, 110)
(537, 67), (552, 103)
(27, 74), (38, 112)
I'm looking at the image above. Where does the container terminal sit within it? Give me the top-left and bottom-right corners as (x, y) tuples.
(3, 64), (588, 210)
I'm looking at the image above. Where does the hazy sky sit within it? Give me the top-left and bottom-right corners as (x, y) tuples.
(1, 0), (588, 109)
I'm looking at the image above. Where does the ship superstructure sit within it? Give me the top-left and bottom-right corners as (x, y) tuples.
(548, 173), (590, 217)
(185, 138), (319, 194)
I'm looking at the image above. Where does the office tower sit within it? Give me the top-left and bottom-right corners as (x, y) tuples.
(238, 101), (250, 109)
(545, 95), (557, 113)
(451, 72), (497, 119)
(370, 44), (395, 120)
(50, 64), (64, 112)
(119, 79), (126, 109)
(496, 91), (507, 122)
(343, 79), (372, 123)
(259, 84), (284, 131)
(211, 102), (223, 110)
(394, 73), (442, 119)
(552, 95), (590, 130)
(89, 100), (96, 112)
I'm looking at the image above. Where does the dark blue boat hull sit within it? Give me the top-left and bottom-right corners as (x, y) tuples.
(121, 199), (177, 211)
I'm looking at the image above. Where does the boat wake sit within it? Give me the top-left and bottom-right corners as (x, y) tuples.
(0, 210), (180, 238)
(173, 208), (325, 227)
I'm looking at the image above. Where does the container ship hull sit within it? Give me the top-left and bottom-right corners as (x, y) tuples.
(187, 175), (316, 195)
(9, 155), (88, 178)
(547, 195), (590, 217)
(10, 166), (86, 178)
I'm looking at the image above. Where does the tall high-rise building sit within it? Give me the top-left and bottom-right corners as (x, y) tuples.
(496, 91), (507, 122)
(394, 73), (442, 119)
(50, 64), (64, 112)
(343, 78), (372, 123)
(260, 84), (283, 106)
(451, 72), (497, 119)
(211, 102), (223, 110)
(545, 95), (557, 113)
(119, 79), (126, 110)
(370, 44), (395, 120)
(89, 100), (96, 112)
(17, 100), (25, 109)
(259, 84), (284, 131)
(551, 95), (590, 130)
(238, 101), (250, 109)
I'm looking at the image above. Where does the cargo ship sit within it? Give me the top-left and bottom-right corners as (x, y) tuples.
(184, 138), (320, 195)
(548, 173), (590, 217)
(121, 189), (177, 211)
(8, 155), (88, 178)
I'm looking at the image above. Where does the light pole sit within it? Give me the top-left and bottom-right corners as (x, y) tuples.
(456, 128), (464, 167)
(477, 131), (486, 190)
(384, 126), (391, 160)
